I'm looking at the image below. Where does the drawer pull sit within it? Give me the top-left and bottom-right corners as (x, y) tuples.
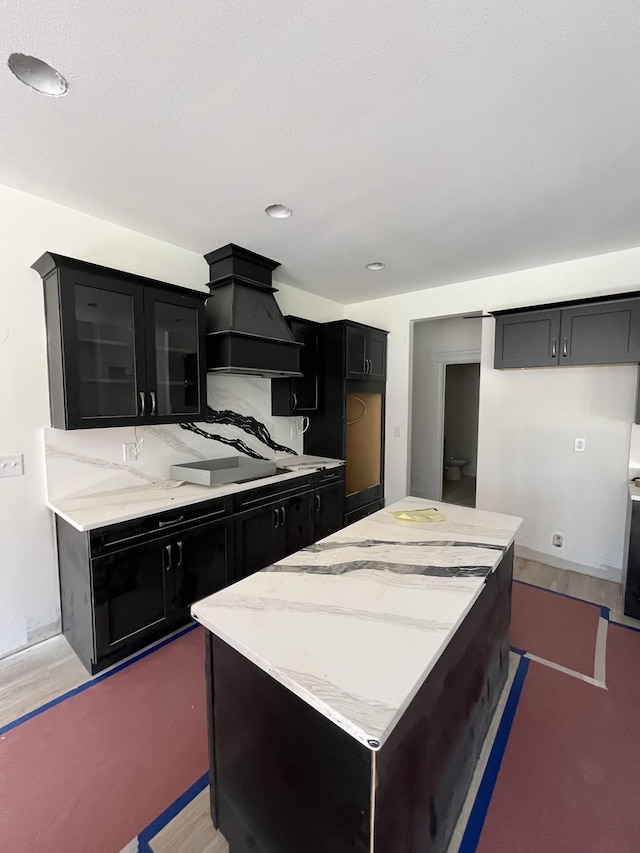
(165, 544), (172, 571)
(551, 338), (557, 358)
(139, 391), (146, 416)
(150, 390), (157, 416)
(274, 507), (280, 528)
(281, 505), (287, 525)
(158, 515), (185, 528)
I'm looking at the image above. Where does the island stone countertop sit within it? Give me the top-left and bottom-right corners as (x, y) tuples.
(47, 454), (342, 531)
(191, 496), (522, 751)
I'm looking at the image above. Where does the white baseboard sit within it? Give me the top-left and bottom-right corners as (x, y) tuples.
(515, 545), (622, 584)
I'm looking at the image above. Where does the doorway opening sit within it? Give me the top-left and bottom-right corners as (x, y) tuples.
(441, 361), (480, 507)
(409, 316), (482, 505)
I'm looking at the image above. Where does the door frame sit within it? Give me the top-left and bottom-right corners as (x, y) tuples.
(434, 349), (481, 501)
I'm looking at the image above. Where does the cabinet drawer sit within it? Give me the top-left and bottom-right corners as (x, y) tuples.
(232, 473), (314, 512)
(314, 466), (344, 488)
(90, 495), (232, 555)
(344, 499), (384, 527)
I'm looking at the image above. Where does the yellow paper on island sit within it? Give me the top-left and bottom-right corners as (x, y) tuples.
(389, 508), (446, 523)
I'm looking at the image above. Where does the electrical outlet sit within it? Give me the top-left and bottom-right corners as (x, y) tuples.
(552, 532), (563, 548)
(0, 454), (24, 478)
(122, 442), (137, 462)
(290, 424), (297, 440)
(393, 426), (401, 438)
(574, 437), (586, 452)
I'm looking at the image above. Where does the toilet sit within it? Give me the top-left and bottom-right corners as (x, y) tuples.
(444, 458), (468, 481)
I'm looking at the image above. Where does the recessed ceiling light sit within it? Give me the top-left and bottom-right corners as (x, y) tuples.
(265, 204), (292, 219)
(8, 53), (68, 96)
(366, 262), (385, 271)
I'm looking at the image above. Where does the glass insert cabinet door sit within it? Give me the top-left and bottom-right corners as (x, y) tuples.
(148, 296), (203, 417)
(72, 282), (142, 421)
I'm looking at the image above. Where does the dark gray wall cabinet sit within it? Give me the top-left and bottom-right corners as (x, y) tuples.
(494, 297), (640, 369)
(33, 252), (208, 429)
(271, 317), (322, 415)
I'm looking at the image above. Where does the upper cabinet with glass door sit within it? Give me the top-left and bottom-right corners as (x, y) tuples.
(33, 253), (208, 429)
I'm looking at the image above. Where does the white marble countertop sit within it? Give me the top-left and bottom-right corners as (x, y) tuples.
(47, 455), (343, 531)
(191, 496), (522, 751)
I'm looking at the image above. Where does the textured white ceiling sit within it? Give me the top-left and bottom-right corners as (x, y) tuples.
(1, 1), (640, 303)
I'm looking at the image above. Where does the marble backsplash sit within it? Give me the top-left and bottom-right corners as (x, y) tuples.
(45, 375), (302, 500)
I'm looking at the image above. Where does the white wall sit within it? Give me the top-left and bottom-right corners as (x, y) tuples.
(410, 317), (481, 498)
(347, 247), (640, 581)
(0, 182), (342, 659)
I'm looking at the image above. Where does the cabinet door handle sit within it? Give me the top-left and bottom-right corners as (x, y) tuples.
(150, 390), (157, 416)
(274, 507), (280, 528)
(165, 544), (173, 571)
(158, 515), (184, 528)
(551, 339), (557, 358)
(364, 357), (370, 374)
(176, 540), (183, 568)
(293, 392), (298, 410)
(139, 391), (146, 416)
(562, 338), (568, 357)
(315, 494), (321, 512)
(281, 505), (287, 525)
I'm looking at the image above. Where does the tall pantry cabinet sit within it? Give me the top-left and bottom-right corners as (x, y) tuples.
(305, 320), (388, 525)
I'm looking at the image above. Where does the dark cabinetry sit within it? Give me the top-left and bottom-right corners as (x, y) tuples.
(624, 498), (640, 619)
(313, 467), (345, 540)
(57, 497), (232, 673)
(233, 473), (316, 581)
(271, 317), (322, 415)
(494, 297), (640, 369)
(345, 322), (387, 380)
(306, 321), (388, 523)
(57, 467), (345, 673)
(33, 252), (208, 429)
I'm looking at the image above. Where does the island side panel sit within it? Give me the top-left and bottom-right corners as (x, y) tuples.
(206, 634), (372, 853)
(373, 544), (514, 853)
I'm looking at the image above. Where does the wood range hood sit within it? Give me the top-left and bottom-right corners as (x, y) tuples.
(204, 243), (303, 379)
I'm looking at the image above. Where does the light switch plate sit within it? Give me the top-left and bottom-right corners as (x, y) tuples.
(574, 437), (586, 452)
(0, 454), (24, 477)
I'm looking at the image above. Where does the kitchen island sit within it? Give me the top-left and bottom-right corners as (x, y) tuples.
(192, 496), (522, 853)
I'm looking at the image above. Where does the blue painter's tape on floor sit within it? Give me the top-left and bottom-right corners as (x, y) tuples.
(458, 655), (530, 853)
(0, 622), (199, 738)
(137, 772), (209, 852)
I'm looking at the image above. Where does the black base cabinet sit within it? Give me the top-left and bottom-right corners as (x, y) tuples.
(233, 472), (318, 582)
(313, 468), (345, 540)
(57, 496), (233, 674)
(57, 468), (345, 673)
(624, 499), (640, 619)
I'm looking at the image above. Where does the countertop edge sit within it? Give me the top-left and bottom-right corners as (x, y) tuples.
(48, 459), (344, 531)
